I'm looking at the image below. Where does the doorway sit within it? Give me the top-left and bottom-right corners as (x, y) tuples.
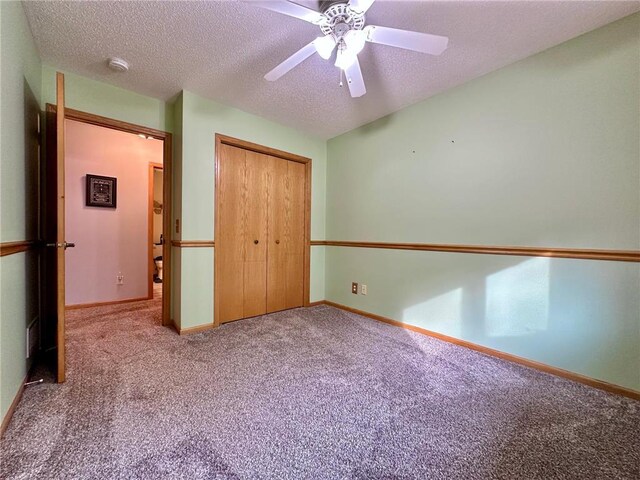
(50, 108), (173, 325)
(42, 101), (173, 383)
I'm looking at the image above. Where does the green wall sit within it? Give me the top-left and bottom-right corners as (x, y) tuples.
(0, 1), (42, 422)
(174, 91), (327, 329)
(325, 14), (640, 390)
(41, 65), (174, 133)
(35, 70), (330, 333)
(1, 2), (42, 243)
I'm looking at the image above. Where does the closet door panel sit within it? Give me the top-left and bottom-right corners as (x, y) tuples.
(217, 137), (308, 324)
(217, 145), (245, 323)
(243, 151), (268, 317)
(266, 156), (288, 313)
(284, 160), (305, 309)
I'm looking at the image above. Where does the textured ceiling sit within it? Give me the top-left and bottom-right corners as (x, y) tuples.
(24, 1), (639, 139)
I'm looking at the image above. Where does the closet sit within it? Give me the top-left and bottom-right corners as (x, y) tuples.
(215, 136), (309, 324)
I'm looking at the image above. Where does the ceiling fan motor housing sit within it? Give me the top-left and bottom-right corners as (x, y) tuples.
(320, 2), (365, 39)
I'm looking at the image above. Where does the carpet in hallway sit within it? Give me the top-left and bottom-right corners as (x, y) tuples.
(1, 299), (638, 479)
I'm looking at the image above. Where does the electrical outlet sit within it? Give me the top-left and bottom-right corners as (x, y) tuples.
(351, 282), (358, 294)
(361, 284), (367, 295)
(117, 273), (124, 285)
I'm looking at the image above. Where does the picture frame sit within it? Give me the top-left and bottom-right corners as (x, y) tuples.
(86, 174), (117, 208)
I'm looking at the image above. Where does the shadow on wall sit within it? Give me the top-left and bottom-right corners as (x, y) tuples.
(23, 78), (39, 245)
(22, 76), (41, 361)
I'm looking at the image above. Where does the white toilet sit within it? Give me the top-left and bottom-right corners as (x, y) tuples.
(155, 258), (163, 281)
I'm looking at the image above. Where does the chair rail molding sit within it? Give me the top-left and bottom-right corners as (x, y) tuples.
(310, 240), (640, 262)
(0, 241), (36, 257)
(171, 240), (215, 247)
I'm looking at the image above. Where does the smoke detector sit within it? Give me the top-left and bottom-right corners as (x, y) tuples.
(108, 57), (129, 72)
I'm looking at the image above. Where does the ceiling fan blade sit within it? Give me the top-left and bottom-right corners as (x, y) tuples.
(345, 56), (366, 98)
(349, 0), (376, 15)
(251, 1), (325, 25)
(265, 41), (317, 81)
(364, 25), (449, 55)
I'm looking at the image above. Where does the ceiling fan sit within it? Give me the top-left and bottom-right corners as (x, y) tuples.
(252, 0), (449, 98)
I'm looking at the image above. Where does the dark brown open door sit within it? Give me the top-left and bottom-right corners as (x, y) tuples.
(42, 73), (71, 383)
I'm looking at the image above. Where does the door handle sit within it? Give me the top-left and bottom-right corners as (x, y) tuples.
(46, 242), (75, 249)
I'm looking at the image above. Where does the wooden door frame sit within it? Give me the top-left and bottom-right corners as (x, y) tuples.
(214, 134), (312, 327)
(148, 163), (164, 299)
(55, 74), (66, 382)
(46, 105), (173, 327)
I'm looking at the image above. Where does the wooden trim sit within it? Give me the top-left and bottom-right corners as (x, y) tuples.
(318, 300), (640, 401)
(47, 103), (173, 326)
(161, 135), (172, 327)
(216, 134), (311, 165)
(171, 240), (215, 247)
(0, 241), (36, 257)
(214, 135), (221, 327)
(311, 240), (640, 262)
(0, 376), (27, 438)
(214, 134), (312, 326)
(56, 73), (66, 383)
(148, 163), (163, 300)
(49, 105), (169, 141)
(178, 322), (215, 335)
(307, 300), (325, 307)
(65, 296), (150, 310)
(303, 160), (312, 306)
(148, 167), (153, 301)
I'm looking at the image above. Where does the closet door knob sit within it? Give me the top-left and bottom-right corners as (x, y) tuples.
(254, 239), (259, 244)
(275, 240), (280, 244)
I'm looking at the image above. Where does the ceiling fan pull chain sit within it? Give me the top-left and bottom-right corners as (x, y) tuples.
(339, 68), (344, 87)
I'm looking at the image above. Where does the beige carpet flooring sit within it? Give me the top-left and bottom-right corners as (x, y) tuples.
(1, 296), (638, 479)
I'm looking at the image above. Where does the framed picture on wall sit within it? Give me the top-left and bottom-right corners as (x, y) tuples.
(86, 174), (117, 208)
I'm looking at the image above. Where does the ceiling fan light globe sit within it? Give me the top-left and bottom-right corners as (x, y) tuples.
(335, 48), (357, 70)
(313, 35), (336, 60)
(344, 30), (366, 55)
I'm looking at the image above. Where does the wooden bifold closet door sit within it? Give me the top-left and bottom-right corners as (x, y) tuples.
(216, 143), (306, 324)
(266, 156), (305, 313)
